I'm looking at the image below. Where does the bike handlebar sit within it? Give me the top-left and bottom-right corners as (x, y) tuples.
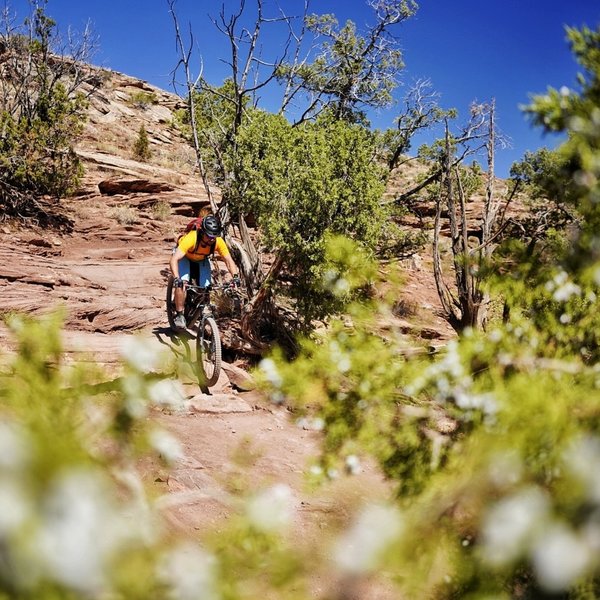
(186, 281), (242, 296)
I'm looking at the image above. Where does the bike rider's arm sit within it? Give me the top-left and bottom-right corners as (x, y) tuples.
(222, 253), (239, 279)
(214, 238), (240, 284)
(169, 247), (186, 280)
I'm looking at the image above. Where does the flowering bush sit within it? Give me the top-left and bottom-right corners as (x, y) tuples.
(256, 25), (600, 598)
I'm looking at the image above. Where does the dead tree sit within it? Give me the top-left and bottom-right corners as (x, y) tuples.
(168, 1), (216, 212)
(385, 79), (449, 171)
(432, 100), (512, 331)
(0, 1), (100, 223)
(0, 1), (100, 120)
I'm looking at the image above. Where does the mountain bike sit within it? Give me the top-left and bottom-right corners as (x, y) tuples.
(166, 275), (242, 387)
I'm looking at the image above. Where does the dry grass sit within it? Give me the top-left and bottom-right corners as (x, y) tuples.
(151, 200), (172, 221)
(109, 205), (137, 225)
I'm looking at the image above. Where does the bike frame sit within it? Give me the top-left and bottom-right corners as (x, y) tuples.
(184, 284), (210, 331)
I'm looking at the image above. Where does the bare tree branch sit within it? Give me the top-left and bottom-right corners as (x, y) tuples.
(168, 0), (217, 212)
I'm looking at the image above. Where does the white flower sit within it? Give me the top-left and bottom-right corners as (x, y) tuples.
(480, 487), (550, 566)
(113, 468), (158, 546)
(309, 465), (324, 477)
(323, 269), (338, 287)
(532, 523), (591, 592)
(327, 467), (340, 480)
(345, 454), (361, 475)
(582, 512), (600, 552)
(0, 421), (30, 471)
(296, 417), (324, 431)
(147, 379), (187, 410)
(575, 170), (598, 188)
(246, 484), (294, 532)
(333, 277), (350, 295)
(438, 341), (464, 379)
(35, 468), (128, 593)
(333, 504), (403, 574)
(552, 275), (581, 302)
(569, 116), (586, 133)
(563, 435), (600, 503)
(0, 479), (31, 534)
(120, 335), (161, 372)
(488, 329), (503, 343)
(149, 428), (184, 464)
(488, 451), (523, 488)
(553, 271), (568, 286)
(125, 395), (148, 419)
(160, 542), (220, 600)
(269, 391), (285, 405)
(454, 391), (498, 415)
(259, 358), (283, 389)
(329, 341), (351, 373)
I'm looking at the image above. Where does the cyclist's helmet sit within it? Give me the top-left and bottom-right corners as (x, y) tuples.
(201, 215), (222, 238)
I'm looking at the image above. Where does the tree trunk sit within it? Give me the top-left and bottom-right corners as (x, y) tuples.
(431, 106), (502, 333)
(240, 252), (288, 351)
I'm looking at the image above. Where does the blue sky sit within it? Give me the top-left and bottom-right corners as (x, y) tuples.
(6, 0), (600, 177)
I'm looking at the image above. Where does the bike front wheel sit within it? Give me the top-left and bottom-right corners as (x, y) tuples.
(196, 316), (222, 387)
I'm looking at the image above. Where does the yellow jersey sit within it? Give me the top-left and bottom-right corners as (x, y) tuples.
(177, 230), (230, 262)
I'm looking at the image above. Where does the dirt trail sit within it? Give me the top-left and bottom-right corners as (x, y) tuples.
(0, 190), (393, 537)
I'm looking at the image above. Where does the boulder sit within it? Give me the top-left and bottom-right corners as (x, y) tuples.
(98, 179), (174, 195)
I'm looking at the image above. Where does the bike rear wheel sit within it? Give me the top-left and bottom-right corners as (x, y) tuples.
(166, 275), (177, 330)
(196, 316), (222, 387)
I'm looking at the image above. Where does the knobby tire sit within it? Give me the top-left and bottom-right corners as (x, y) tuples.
(197, 316), (221, 387)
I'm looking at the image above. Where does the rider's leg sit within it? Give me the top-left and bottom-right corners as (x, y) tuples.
(174, 286), (185, 312)
(198, 260), (212, 305)
(175, 258), (192, 313)
(198, 259), (212, 288)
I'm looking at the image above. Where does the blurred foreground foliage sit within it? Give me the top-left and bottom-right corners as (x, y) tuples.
(0, 312), (316, 599)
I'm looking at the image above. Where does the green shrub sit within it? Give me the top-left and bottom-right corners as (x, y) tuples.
(129, 90), (158, 109)
(233, 110), (387, 323)
(133, 125), (152, 161)
(0, 88), (85, 198)
(0, 313), (326, 599)
(0, 4), (90, 216)
(255, 25), (600, 598)
(0, 313), (176, 597)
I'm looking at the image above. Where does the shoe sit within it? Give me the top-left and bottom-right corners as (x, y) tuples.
(174, 313), (186, 330)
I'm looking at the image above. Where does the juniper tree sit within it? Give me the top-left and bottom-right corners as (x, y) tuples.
(169, 0), (419, 345)
(0, 0), (99, 220)
(133, 124), (151, 161)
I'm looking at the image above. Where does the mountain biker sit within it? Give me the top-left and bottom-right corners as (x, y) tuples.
(169, 214), (240, 330)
